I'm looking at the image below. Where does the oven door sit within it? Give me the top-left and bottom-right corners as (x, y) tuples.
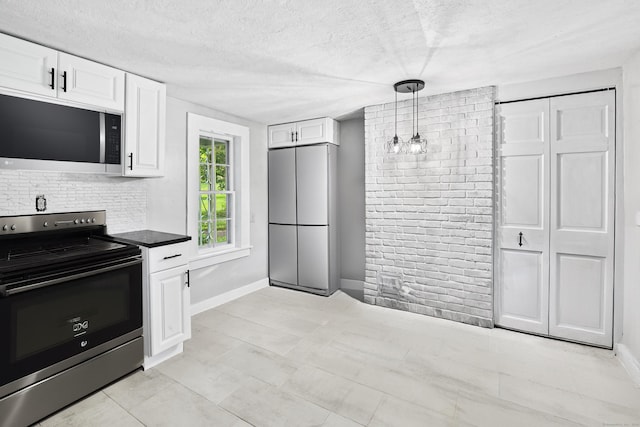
(0, 257), (142, 393)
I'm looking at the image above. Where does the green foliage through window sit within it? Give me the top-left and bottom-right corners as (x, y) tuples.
(199, 137), (232, 248)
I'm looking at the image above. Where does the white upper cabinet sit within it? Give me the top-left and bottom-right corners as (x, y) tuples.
(57, 53), (125, 111)
(123, 74), (166, 177)
(269, 122), (296, 148)
(0, 33), (57, 97)
(296, 118), (334, 146)
(268, 117), (339, 148)
(0, 33), (125, 111)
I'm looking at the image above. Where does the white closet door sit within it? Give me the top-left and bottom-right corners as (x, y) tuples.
(495, 99), (550, 335)
(549, 91), (615, 347)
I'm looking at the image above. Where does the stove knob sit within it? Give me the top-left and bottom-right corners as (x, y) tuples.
(10, 224), (16, 231)
(74, 219), (79, 225)
(92, 218), (96, 223)
(2, 225), (7, 231)
(81, 219), (85, 224)
(43, 221), (49, 227)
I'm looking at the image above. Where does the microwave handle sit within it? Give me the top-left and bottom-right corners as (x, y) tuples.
(99, 113), (106, 163)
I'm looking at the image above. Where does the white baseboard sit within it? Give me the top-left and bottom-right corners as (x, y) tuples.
(190, 278), (269, 316)
(340, 278), (364, 291)
(615, 343), (640, 387)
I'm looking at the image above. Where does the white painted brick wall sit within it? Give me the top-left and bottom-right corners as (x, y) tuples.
(0, 170), (148, 233)
(364, 86), (495, 328)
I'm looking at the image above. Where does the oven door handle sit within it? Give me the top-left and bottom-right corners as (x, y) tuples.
(3, 258), (142, 296)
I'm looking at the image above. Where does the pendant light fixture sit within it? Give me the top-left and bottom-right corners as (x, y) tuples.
(385, 87), (404, 154)
(385, 79), (427, 154)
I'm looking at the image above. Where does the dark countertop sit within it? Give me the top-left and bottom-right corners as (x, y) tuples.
(109, 230), (191, 248)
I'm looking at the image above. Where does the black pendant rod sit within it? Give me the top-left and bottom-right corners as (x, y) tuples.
(416, 87), (419, 137)
(394, 89), (398, 139)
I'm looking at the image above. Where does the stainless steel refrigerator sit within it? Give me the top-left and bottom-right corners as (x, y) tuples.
(268, 143), (339, 295)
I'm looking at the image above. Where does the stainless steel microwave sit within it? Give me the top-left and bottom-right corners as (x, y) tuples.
(0, 93), (122, 174)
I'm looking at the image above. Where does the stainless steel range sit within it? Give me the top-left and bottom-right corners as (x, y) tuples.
(0, 211), (143, 427)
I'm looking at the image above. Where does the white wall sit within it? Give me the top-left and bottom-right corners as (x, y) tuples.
(338, 118), (365, 284)
(147, 97), (268, 305)
(621, 50), (640, 378)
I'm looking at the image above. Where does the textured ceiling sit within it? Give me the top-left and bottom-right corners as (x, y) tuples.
(1, 0), (640, 124)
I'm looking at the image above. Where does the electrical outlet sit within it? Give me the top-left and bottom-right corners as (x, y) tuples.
(36, 195), (47, 212)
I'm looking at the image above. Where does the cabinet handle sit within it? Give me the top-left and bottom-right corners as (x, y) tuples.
(518, 232), (523, 247)
(163, 253), (182, 260)
(186, 270), (190, 288)
(291, 132), (294, 142)
(128, 153), (133, 170)
(49, 67), (55, 90)
(62, 71), (67, 92)
(295, 131), (298, 142)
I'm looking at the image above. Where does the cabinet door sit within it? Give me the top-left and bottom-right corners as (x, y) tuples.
(296, 118), (332, 146)
(298, 225), (329, 290)
(268, 148), (296, 224)
(58, 53), (125, 111)
(296, 145), (328, 225)
(123, 74), (166, 177)
(269, 123), (295, 148)
(149, 266), (190, 355)
(0, 33), (57, 97)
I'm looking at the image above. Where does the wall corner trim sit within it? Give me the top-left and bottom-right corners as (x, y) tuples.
(615, 343), (640, 387)
(190, 277), (269, 316)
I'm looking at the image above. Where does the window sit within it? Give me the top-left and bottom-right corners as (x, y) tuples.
(187, 113), (251, 268)
(199, 136), (233, 248)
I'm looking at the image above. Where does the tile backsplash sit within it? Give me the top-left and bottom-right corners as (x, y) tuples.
(0, 170), (148, 234)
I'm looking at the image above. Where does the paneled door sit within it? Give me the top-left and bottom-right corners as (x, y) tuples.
(495, 91), (615, 348)
(495, 99), (550, 335)
(549, 91), (615, 347)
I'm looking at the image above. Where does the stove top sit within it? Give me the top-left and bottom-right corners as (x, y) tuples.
(1, 237), (131, 270)
(0, 211), (141, 284)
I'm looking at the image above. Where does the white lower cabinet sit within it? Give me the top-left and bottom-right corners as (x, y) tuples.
(142, 242), (191, 368)
(149, 266), (191, 355)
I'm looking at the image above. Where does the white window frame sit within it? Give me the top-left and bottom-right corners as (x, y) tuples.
(187, 113), (251, 269)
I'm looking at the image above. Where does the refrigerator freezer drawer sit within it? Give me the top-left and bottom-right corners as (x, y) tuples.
(268, 148), (296, 224)
(296, 145), (328, 225)
(269, 224), (297, 285)
(298, 225), (329, 290)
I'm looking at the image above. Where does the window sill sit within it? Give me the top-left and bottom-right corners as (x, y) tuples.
(189, 245), (252, 270)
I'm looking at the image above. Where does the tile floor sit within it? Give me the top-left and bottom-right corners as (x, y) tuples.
(38, 286), (640, 426)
